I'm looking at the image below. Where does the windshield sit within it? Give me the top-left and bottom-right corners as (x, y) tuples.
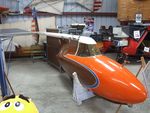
(77, 43), (101, 57)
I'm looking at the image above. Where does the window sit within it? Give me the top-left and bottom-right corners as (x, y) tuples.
(77, 43), (100, 57)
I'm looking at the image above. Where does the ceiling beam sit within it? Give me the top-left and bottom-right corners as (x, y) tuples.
(63, 12), (117, 17)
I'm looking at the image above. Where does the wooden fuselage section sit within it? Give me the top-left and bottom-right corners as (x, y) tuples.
(57, 40), (147, 104)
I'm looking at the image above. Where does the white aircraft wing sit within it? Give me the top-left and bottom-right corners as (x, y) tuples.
(0, 29), (96, 45)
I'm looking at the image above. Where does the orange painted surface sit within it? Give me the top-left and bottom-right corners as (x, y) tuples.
(66, 54), (147, 104)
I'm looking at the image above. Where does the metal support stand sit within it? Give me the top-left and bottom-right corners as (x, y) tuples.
(0, 38), (9, 97)
(72, 72), (95, 105)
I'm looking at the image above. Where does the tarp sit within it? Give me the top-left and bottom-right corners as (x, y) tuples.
(29, 0), (64, 14)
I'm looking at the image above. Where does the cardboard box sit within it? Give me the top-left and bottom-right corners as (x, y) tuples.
(118, 0), (150, 21)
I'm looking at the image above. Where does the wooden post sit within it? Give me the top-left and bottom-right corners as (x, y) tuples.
(141, 57), (146, 68)
(136, 56), (146, 77)
(115, 104), (122, 113)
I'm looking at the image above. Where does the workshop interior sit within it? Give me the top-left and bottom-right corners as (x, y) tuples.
(0, 0), (150, 113)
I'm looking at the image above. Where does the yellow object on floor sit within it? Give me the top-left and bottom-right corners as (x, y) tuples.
(0, 95), (39, 113)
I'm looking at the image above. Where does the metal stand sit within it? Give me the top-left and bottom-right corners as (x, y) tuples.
(72, 72), (95, 105)
(0, 38), (9, 97)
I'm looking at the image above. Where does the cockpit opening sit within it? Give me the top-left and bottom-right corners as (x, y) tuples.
(76, 43), (101, 57)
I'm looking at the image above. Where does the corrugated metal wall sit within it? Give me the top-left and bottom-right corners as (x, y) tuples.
(0, 0), (57, 24)
(64, 0), (117, 12)
(0, 0), (31, 11)
(56, 16), (119, 32)
(1, 15), (49, 24)
(0, 0), (18, 11)
(56, 0), (120, 32)
(0, 0), (120, 32)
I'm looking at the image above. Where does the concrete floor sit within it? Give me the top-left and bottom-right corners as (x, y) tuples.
(8, 57), (150, 113)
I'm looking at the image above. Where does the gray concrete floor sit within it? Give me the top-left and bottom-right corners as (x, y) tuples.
(8, 56), (150, 113)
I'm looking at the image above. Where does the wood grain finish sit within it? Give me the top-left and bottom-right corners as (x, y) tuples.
(57, 43), (97, 87)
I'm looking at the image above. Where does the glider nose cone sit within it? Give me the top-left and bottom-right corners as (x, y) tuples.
(128, 82), (147, 103)
(108, 78), (147, 104)
(114, 75), (147, 104)
(90, 55), (147, 104)
(114, 78), (147, 104)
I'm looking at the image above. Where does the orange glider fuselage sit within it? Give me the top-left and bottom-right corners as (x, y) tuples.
(57, 42), (147, 104)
